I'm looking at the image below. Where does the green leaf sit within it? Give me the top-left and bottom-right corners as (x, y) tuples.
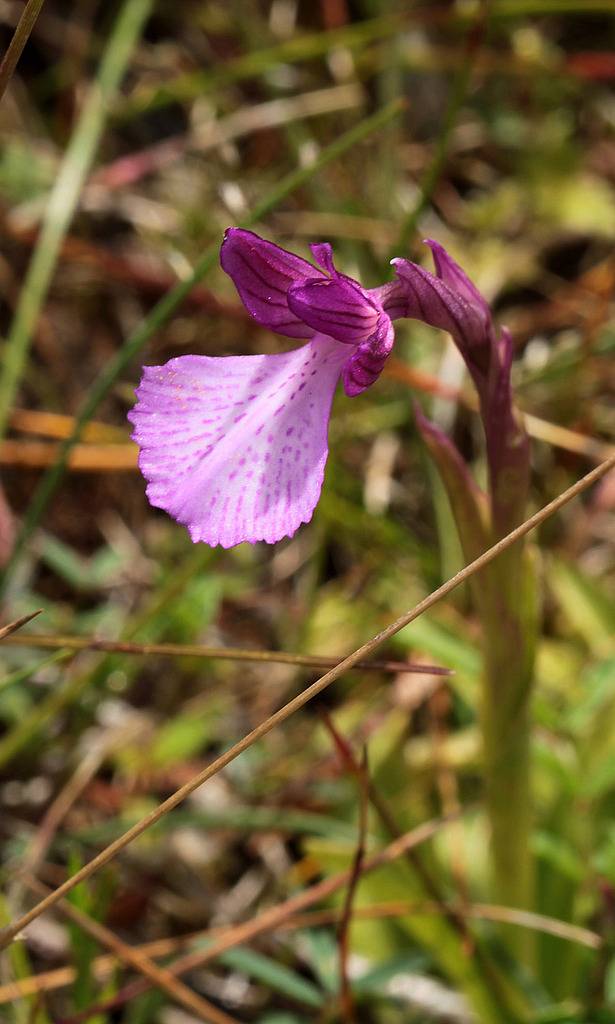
(219, 947), (324, 1008)
(549, 560), (615, 655)
(394, 614), (481, 680)
(354, 951), (429, 993)
(565, 659), (615, 735)
(532, 831), (585, 882)
(604, 957), (615, 1004)
(298, 929), (339, 994)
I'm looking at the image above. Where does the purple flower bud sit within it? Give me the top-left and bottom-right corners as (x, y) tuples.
(394, 243), (530, 538)
(391, 244), (494, 388)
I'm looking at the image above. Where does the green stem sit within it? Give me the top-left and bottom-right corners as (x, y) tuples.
(419, 401), (537, 957)
(481, 542), (538, 957)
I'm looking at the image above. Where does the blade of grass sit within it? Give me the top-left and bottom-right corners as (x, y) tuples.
(284, 902), (603, 949)
(0, 0), (154, 441)
(0, 97), (405, 597)
(1, 454), (612, 951)
(337, 746), (369, 1023)
(0, 0), (46, 101)
(119, 14), (401, 117)
(0, 651), (68, 693)
(0, 659), (87, 769)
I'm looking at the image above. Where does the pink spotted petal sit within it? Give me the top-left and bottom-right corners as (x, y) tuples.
(220, 228), (323, 339)
(128, 336), (348, 548)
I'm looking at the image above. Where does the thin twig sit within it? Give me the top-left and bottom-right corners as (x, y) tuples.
(320, 712), (512, 1013)
(1, 453), (613, 951)
(0, 610), (43, 641)
(0, 0), (46, 102)
(0, 632), (450, 676)
(24, 877), (239, 1024)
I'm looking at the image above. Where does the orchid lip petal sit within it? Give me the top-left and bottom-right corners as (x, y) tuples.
(128, 336), (347, 548)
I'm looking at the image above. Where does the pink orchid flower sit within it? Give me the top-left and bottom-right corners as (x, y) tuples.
(129, 229), (492, 548)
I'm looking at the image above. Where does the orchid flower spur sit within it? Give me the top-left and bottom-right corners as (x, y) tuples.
(129, 228), (408, 548)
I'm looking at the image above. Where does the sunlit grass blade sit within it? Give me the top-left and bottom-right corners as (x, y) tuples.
(119, 15), (401, 116)
(0, 0), (154, 441)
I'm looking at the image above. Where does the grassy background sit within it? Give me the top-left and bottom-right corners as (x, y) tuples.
(0, 1), (614, 1021)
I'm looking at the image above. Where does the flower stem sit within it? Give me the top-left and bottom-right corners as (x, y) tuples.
(481, 544), (538, 956)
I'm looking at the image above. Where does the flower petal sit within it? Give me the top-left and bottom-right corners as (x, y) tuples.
(341, 316), (394, 397)
(391, 257), (487, 353)
(128, 336), (347, 548)
(220, 228), (322, 339)
(369, 279), (408, 320)
(287, 275), (381, 345)
(424, 239), (492, 331)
